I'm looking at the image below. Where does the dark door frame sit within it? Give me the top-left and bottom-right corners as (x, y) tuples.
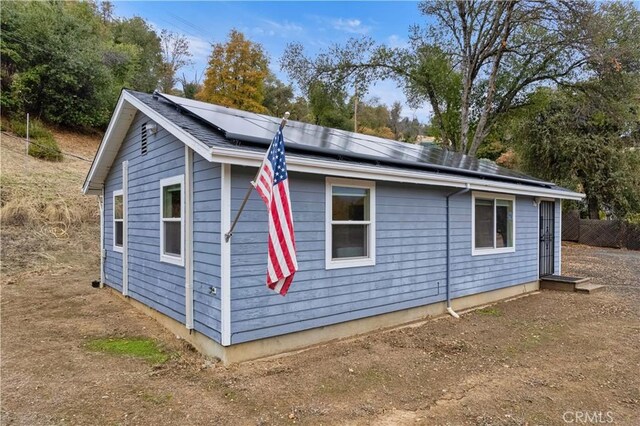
(539, 200), (555, 277)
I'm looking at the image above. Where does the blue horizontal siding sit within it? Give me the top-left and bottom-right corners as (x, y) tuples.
(192, 155), (221, 342)
(102, 111), (223, 343)
(229, 166), (540, 344)
(103, 111), (187, 324)
(102, 111), (547, 348)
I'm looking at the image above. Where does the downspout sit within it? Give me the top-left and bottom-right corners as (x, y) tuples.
(99, 186), (105, 288)
(446, 183), (471, 318)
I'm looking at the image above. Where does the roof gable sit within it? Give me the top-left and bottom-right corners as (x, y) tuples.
(82, 90), (216, 194)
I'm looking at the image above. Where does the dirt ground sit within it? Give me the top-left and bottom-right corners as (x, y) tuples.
(1, 133), (639, 425)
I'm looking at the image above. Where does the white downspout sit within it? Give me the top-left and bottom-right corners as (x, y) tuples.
(446, 183), (471, 319)
(122, 160), (129, 296)
(99, 186), (105, 288)
(184, 146), (194, 330)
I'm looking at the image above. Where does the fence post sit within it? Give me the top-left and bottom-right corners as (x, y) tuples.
(25, 113), (30, 173)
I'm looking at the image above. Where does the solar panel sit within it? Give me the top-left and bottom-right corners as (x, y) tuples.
(158, 93), (553, 187)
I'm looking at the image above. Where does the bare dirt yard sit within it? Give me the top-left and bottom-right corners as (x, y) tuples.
(1, 132), (639, 425)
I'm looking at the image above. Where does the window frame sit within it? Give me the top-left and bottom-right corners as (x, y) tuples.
(471, 191), (516, 256)
(325, 177), (376, 270)
(159, 175), (185, 266)
(113, 189), (124, 253)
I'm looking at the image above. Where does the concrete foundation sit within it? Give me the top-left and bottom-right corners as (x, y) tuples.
(106, 280), (539, 365)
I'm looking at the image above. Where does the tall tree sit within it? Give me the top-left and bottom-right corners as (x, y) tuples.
(388, 101), (402, 139)
(287, 96), (312, 122)
(355, 97), (396, 138)
(515, 79), (640, 219)
(111, 16), (163, 93)
(98, 1), (114, 24)
(281, 0), (612, 156)
(159, 29), (192, 93)
(308, 81), (351, 130)
(262, 72), (294, 117)
(198, 30), (269, 113)
(1, 1), (115, 127)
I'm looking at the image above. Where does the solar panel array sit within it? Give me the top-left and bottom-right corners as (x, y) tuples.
(159, 93), (553, 187)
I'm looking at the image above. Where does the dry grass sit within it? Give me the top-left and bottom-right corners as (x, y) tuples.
(0, 129), (102, 278)
(1, 131), (99, 226)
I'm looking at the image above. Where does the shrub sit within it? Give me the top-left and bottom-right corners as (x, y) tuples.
(9, 118), (63, 161)
(27, 134), (63, 162)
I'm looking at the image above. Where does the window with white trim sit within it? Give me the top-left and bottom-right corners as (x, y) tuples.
(113, 190), (123, 253)
(160, 175), (184, 266)
(326, 177), (375, 269)
(472, 192), (515, 255)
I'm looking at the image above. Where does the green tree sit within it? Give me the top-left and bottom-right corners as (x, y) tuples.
(281, 1), (638, 156)
(178, 72), (202, 99)
(111, 16), (163, 93)
(287, 96), (312, 122)
(1, 1), (114, 127)
(308, 81), (351, 130)
(262, 72), (294, 117)
(515, 78), (640, 219)
(354, 97), (395, 139)
(1, 1), (170, 128)
(388, 101), (402, 139)
(198, 30), (269, 113)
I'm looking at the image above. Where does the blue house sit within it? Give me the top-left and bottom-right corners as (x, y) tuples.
(83, 90), (583, 363)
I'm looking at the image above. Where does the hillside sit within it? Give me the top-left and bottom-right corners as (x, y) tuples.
(0, 128), (102, 281)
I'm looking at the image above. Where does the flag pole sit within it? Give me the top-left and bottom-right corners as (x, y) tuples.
(224, 112), (290, 243)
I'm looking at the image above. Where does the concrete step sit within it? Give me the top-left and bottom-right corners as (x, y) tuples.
(575, 283), (605, 294)
(542, 275), (591, 284)
(540, 276), (593, 292)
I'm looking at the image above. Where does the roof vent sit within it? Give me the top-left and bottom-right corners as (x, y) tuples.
(141, 123), (148, 156)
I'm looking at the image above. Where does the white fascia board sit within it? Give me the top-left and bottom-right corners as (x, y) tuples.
(83, 93), (136, 194)
(208, 146), (585, 201)
(82, 91), (212, 195)
(123, 92), (212, 161)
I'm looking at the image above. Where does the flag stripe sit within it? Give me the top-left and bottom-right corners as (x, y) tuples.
(272, 191), (296, 273)
(254, 129), (297, 296)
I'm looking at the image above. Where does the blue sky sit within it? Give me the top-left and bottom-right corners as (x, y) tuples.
(112, 1), (433, 121)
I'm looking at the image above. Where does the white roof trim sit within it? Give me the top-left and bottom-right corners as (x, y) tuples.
(210, 146), (585, 201)
(82, 91), (211, 194)
(84, 91), (584, 201)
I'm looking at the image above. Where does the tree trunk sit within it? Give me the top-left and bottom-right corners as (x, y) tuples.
(468, 1), (515, 157)
(457, 1), (472, 154)
(588, 196), (599, 220)
(425, 83), (451, 147)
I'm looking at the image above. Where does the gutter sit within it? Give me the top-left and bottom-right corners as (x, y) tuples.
(209, 147), (585, 201)
(445, 183), (471, 318)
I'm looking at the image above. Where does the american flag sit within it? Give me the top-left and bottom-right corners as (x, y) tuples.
(252, 128), (298, 295)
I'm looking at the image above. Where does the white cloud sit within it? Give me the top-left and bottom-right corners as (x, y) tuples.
(185, 35), (212, 61)
(251, 19), (303, 38)
(332, 18), (371, 34)
(264, 19), (304, 34)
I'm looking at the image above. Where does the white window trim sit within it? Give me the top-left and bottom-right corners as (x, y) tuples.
(471, 191), (516, 256)
(113, 189), (123, 253)
(325, 177), (376, 270)
(160, 175), (185, 266)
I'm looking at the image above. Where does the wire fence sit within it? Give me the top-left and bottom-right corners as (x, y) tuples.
(562, 210), (640, 250)
(1, 131), (92, 162)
